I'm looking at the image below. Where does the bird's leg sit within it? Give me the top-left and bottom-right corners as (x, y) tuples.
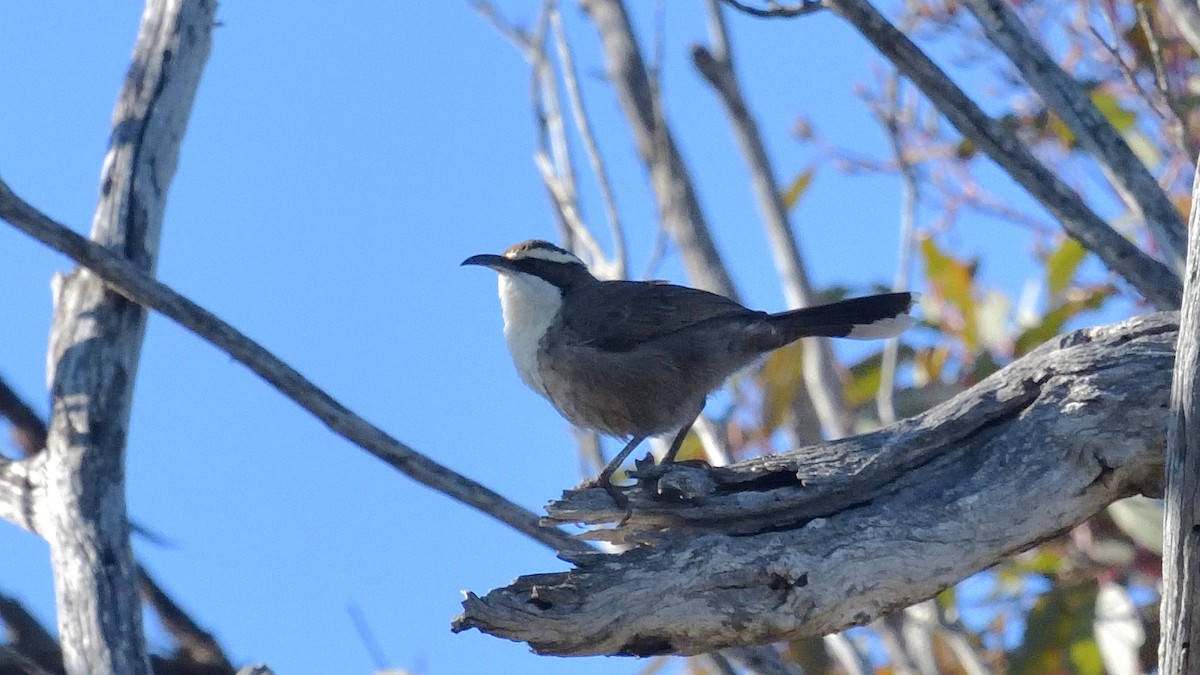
(591, 435), (647, 514)
(660, 423), (694, 466)
(595, 435), (647, 488)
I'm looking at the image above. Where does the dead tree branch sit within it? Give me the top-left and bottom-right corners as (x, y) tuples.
(718, 0), (823, 18)
(38, 2), (214, 673)
(961, 0), (1186, 276)
(0, 178), (589, 558)
(823, 0), (1182, 309)
(454, 312), (1172, 655)
(580, 0), (737, 299)
(1158, 152), (1200, 673)
(694, 0), (850, 440)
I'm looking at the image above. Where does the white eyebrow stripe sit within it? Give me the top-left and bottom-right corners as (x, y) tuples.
(508, 248), (583, 265)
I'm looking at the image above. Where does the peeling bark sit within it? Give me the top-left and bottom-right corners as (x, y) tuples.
(454, 313), (1172, 656)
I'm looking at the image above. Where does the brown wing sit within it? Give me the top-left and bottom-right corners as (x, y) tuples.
(557, 280), (757, 352)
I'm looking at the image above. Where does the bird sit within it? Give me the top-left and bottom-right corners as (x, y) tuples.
(463, 239), (916, 489)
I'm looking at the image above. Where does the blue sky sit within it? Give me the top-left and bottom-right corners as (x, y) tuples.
(0, 3), (1058, 674)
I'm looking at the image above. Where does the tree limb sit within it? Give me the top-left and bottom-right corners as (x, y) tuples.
(694, 1), (850, 440)
(1158, 143), (1200, 673)
(0, 179), (589, 557)
(453, 312), (1172, 655)
(580, 0), (738, 299)
(137, 567), (234, 673)
(823, 0), (1182, 310)
(40, 3), (214, 673)
(960, 0), (1186, 276)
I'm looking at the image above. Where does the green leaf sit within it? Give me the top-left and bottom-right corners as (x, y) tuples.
(914, 346), (950, 386)
(1091, 89), (1137, 133)
(921, 234), (980, 352)
(1124, 128), (1162, 168)
(780, 167), (815, 212)
(756, 342), (805, 434)
(1010, 580), (1103, 675)
(673, 429), (706, 463)
(1013, 287), (1113, 356)
(1009, 549), (1069, 576)
(1046, 237), (1087, 299)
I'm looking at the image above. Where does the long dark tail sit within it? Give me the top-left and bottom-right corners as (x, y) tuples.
(768, 292), (916, 342)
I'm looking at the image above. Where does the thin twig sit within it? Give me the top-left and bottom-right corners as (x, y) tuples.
(959, 0), (1187, 277)
(1135, 3), (1198, 160)
(696, 0), (849, 439)
(347, 601), (391, 672)
(550, 7), (628, 278)
(137, 566), (234, 671)
(822, 0), (1181, 309)
(874, 74), (919, 427)
(1160, 0), (1200, 58)
(0, 178), (590, 556)
(471, 1), (536, 58)
(533, 150), (608, 269)
(530, 1), (580, 253)
(581, 0), (738, 298)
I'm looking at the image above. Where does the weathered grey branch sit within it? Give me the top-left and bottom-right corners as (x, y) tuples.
(550, 7), (628, 279)
(0, 178), (589, 557)
(580, 0), (737, 299)
(694, 1), (850, 440)
(453, 312), (1172, 655)
(1158, 160), (1200, 672)
(961, 0), (1186, 276)
(38, 2), (214, 673)
(823, 0), (1182, 309)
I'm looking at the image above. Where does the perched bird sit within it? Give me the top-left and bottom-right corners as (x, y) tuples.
(463, 239), (915, 487)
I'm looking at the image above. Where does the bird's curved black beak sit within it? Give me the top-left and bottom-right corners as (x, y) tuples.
(461, 253), (511, 270)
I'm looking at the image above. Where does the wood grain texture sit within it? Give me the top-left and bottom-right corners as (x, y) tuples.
(41, 2), (215, 674)
(1158, 145), (1200, 674)
(454, 313), (1173, 656)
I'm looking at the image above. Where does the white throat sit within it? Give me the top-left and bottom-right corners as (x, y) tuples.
(498, 271), (563, 399)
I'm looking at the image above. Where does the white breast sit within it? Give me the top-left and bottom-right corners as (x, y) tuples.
(498, 271), (563, 399)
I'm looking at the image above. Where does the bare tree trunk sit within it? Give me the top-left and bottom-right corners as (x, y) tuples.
(1159, 163), (1200, 673)
(42, 2), (215, 673)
